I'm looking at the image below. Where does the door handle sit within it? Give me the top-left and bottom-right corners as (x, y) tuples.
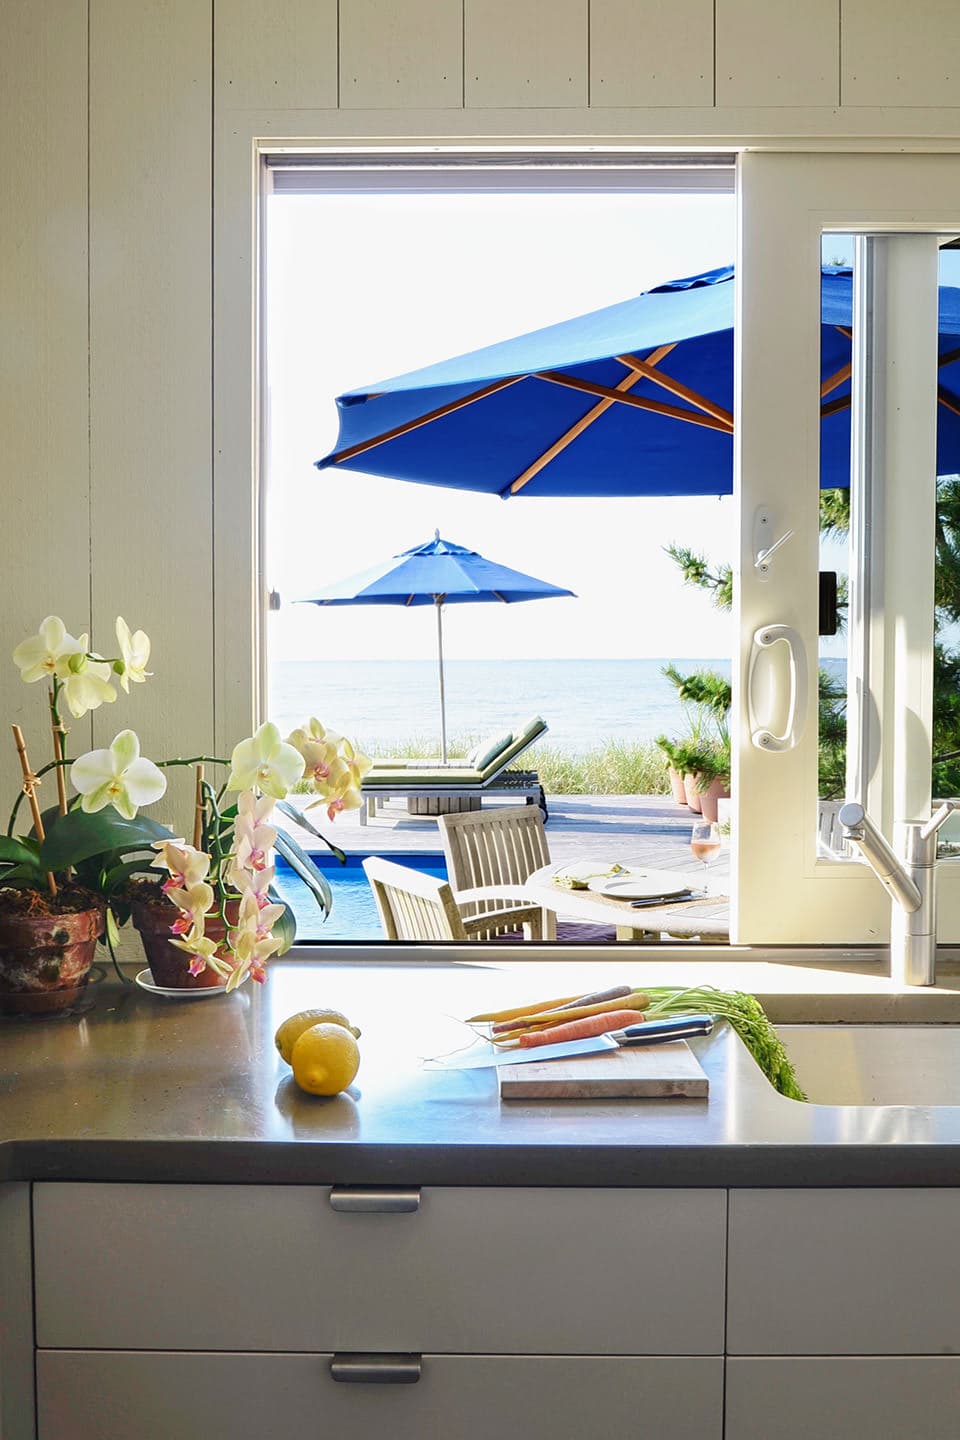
(748, 624), (808, 752)
(330, 1354), (422, 1384)
(329, 1186), (421, 1213)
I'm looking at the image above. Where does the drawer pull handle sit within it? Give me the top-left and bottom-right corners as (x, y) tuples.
(330, 1354), (422, 1384)
(329, 1186), (421, 1213)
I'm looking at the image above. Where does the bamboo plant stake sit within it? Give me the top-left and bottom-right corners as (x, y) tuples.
(11, 724), (56, 896)
(48, 686), (68, 816)
(192, 764), (204, 850)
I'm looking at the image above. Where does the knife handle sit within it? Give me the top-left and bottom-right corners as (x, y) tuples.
(615, 1015), (714, 1046)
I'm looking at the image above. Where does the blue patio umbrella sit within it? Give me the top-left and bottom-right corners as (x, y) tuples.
(299, 532), (574, 760)
(315, 265), (960, 498)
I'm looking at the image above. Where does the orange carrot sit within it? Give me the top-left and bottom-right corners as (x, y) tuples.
(491, 991), (649, 1035)
(516, 1010), (641, 1048)
(466, 992), (584, 1024)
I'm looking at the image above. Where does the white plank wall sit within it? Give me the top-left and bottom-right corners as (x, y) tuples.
(842, 0), (960, 108)
(465, 0), (588, 108)
(216, 0), (338, 111)
(0, 0), (91, 805)
(8, 0), (960, 831)
(339, 0), (463, 109)
(590, 0), (714, 107)
(89, 0), (214, 818)
(716, 0), (839, 107)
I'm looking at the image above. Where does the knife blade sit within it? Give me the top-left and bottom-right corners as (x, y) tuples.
(426, 1016), (714, 1071)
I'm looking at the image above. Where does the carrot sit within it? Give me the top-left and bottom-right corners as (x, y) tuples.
(553, 983), (632, 1012)
(516, 1010), (641, 1049)
(466, 992), (585, 1024)
(491, 991), (650, 1035)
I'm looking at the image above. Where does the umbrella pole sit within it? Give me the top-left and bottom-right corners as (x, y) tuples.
(436, 599), (448, 763)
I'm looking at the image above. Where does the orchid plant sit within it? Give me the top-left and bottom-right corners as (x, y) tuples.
(3, 614), (370, 989)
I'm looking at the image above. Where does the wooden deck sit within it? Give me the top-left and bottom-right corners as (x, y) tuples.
(285, 792), (731, 886)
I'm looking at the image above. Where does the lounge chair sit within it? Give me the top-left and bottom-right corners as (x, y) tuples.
(360, 715), (548, 826)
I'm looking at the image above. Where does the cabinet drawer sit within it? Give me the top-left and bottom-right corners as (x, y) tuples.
(34, 1183), (725, 1353)
(728, 1189), (960, 1354)
(727, 1358), (960, 1439)
(38, 1352), (723, 1440)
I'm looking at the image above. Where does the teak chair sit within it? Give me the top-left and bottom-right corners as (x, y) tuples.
(438, 805), (555, 941)
(362, 855), (534, 943)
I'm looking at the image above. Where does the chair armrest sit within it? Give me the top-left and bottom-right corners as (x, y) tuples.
(453, 885), (538, 908)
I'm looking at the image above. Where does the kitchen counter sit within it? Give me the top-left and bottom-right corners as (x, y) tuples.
(9, 954), (960, 1188)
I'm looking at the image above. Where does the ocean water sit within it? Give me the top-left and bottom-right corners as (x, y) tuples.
(269, 657), (734, 754)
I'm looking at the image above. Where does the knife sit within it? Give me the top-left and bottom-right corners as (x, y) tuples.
(427, 1015), (714, 1071)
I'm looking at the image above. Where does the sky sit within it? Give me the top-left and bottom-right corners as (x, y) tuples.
(264, 190), (739, 668)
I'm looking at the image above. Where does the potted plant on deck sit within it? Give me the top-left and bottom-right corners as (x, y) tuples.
(654, 735), (689, 806)
(0, 615), (369, 1011)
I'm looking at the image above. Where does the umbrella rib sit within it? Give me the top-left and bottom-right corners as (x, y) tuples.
(614, 352), (733, 426)
(322, 375), (525, 465)
(507, 345), (677, 497)
(535, 371), (734, 434)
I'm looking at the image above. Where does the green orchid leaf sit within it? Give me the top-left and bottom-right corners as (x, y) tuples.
(102, 856), (158, 894)
(0, 835), (41, 867)
(269, 893), (297, 955)
(39, 808), (176, 872)
(274, 828), (332, 917)
(276, 801), (346, 865)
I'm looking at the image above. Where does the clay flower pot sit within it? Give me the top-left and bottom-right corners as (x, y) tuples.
(131, 891), (233, 990)
(697, 777), (730, 825)
(667, 766), (688, 806)
(0, 903), (104, 1015)
(684, 772), (704, 814)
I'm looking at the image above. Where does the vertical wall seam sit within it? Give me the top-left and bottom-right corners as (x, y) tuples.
(586, 0), (591, 108)
(712, 0), (717, 108)
(211, 0), (217, 749)
(461, 0), (465, 109)
(337, 0), (342, 108)
(86, 0), (94, 761)
(838, 0), (843, 107)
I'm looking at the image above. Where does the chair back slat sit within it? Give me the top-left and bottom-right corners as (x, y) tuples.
(438, 806), (550, 925)
(362, 856), (468, 942)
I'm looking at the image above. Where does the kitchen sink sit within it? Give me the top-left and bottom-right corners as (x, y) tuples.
(778, 1024), (960, 1106)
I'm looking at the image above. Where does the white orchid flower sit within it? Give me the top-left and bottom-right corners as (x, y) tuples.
(13, 616), (83, 683)
(169, 925), (230, 979)
(115, 616), (152, 692)
(226, 721), (304, 799)
(70, 729), (166, 820)
(59, 641), (118, 718)
(232, 888), (284, 943)
(150, 840), (211, 893)
(165, 882), (215, 936)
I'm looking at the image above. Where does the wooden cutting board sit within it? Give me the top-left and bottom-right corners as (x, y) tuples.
(498, 1041), (709, 1100)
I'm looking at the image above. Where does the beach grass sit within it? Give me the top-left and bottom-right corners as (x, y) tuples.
(362, 735), (670, 796)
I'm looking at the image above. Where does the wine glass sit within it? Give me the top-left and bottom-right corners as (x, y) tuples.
(689, 821), (721, 892)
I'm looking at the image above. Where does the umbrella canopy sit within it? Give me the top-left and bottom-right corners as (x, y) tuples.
(299, 533), (574, 759)
(315, 265), (960, 498)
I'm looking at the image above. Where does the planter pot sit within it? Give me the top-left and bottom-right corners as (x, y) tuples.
(667, 766), (688, 806)
(697, 777), (730, 826)
(131, 894), (233, 990)
(684, 772), (703, 814)
(0, 904), (104, 1015)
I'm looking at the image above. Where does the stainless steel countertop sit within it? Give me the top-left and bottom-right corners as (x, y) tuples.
(6, 956), (960, 1187)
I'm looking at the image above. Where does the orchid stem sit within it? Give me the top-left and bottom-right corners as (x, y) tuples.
(48, 682), (68, 817)
(6, 759), (70, 837)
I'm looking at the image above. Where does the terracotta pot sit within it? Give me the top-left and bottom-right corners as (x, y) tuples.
(667, 766), (688, 806)
(0, 904), (104, 1015)
(684, 772), (703, 814)
(131, 895), (234, 990)
(697, 777), (730, 825)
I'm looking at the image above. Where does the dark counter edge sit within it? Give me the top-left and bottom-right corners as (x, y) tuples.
(8, 1138), (960, 1188)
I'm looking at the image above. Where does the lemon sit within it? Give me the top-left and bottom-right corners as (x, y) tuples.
(291, 1023), (361, 1096)
(275, 1008), (361, 1065)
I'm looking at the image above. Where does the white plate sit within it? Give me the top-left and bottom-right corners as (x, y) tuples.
(134, 969), (245, 999)
(587, 871), (694, 901)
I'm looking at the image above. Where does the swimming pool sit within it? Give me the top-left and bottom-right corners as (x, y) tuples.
(274, 852), (448, 942)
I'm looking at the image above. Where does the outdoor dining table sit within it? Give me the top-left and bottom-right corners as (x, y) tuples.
(523, 861), (730, 943)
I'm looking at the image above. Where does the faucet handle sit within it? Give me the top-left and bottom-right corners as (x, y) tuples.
(920, 799), (960, 842)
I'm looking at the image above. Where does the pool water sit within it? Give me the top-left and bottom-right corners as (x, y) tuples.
(274, 852), (448, 942)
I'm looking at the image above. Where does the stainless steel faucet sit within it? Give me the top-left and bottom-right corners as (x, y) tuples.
(839, 800), (960, 985)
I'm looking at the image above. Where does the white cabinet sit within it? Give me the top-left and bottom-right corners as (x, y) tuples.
(726, 1357), (960, 1440)
(727, 1189), (960, 1354)
(34, 1183), (726, 1355)
(37, 1352), (723, 1440)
